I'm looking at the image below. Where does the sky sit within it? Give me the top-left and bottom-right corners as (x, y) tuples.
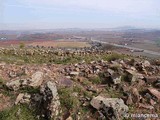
(0, 0), (160, 30)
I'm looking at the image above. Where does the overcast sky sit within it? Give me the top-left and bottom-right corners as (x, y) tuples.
(0, 0), (160, 30)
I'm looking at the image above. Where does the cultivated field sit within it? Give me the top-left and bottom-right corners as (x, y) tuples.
(29, 41), (91, 48)
(0, 40), (91, 48)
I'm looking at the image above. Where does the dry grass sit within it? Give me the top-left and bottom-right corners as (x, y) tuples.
(29, 41), (91, 48)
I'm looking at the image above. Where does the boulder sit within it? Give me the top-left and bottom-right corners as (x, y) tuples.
(91, 96), (128, 119)
(39, 81), (61, 119)
(6, 71), (44, 90)
(6, 79), (21, 91)
(29, 71), (44, 87)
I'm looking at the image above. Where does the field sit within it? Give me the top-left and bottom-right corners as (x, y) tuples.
(0, 40), (91, 48)
(29, 41), (91, 48)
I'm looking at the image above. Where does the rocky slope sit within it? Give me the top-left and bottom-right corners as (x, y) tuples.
(0, 47), (160, 120)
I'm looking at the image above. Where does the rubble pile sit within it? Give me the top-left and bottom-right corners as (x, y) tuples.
(0, 49), (160, 120)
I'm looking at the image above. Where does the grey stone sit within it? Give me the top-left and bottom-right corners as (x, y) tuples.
(30, 71), (44, 87)
(40, 81), (61, 119)
(6, 79), (21, 91)
(91, 96), (128, 119)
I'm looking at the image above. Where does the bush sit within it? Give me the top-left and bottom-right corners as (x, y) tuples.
(88, 75), (101, 84)
(103, 53), (124, 62)
(19, 42), (25, 49)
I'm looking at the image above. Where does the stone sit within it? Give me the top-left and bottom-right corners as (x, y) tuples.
(107, 69), (115, 75)
(91, 96), (128, 119)
(6, 79), (21, 91)
(39, 81), (61, 119)
(66, 116), (73, 120)
(112, 76), (121, 84)
(145, 76), (158, 84)
(131, 88), (140, 103)
(15, 93), (31, 105)
(15, 93), (24, 105)
(29, 71), (44, 87)
(142, 60), (151, 67)
(155, 80), (160, 88)
(138, 103), (154, 110)
(126, 94), (133, 105)
(58, 77), (73, 87)
(8, 71), (17, 78)
(70, 71), (79, 76)
(126, 69), (144, 82)
(147, 88), (160, 101)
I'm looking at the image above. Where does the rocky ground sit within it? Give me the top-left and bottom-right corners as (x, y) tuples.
(0, 45), (160, 120)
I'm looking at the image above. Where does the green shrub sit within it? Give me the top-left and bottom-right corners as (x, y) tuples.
(19, 42), (25, 49)
(89, 75), (101, 84)
(103, 53), (124, 62)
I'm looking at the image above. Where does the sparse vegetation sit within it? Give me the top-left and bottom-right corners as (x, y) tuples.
(29, 41), (91, 48)
(88, 75), (102, 84)
(103, 53), (125, 62)
(19, 87), (40, 94)
(58, 87), (80, 110)
(0, 104), (37, 120)
(0, 76), (4, 85)
(0, 48), (127, 65)
(19, 42), (25, 49)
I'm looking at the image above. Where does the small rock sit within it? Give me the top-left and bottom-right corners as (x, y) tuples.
(107, 69), (115, 75)
(15, 93), (31, 105)
(66, 116), (73, 120)
(142, 60), (151, 67)
(154, 80), (160, 88)
(113, 76), (121, 84)
(15, 93), (24, 105)
(147, 88), (160, 101)
(70, 71), (79, 76)
(131, 88), (140, 103)
(138, 103), (154, 110)
(126, 94), (133, 105)
(6, 79), (22, 91)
